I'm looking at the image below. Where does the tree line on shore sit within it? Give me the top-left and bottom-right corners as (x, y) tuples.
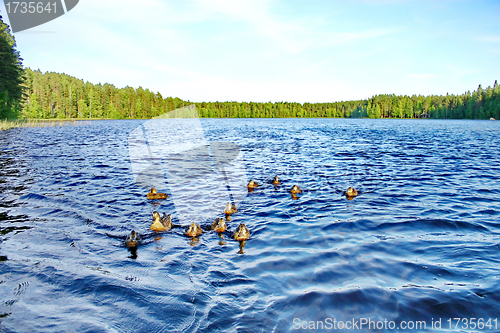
(2, 15), (499, 121)
(19, 68), (500, 120)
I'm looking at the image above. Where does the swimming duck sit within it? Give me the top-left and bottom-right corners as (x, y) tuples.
(272, 176), (280, 185)
(147, 187), (168, 200)
(346, 187), (358, 198)
(247, 180), (258, 189)
(224, 202), (237, 216)
(232, 223), (250, 241)
(186, 222), (203, 237)
(290, 185), (302, 194)
(211, 218), (227, 233)
(124, 230), (141, 248)
(150, 211), (172, 232)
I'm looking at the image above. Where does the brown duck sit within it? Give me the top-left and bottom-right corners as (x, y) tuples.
(150, 211), (173, 231)
(147, 187), (168, 200)
(211, 218), (227, 233)
(186, 222), (203, 237)
(232, 223), (250, 241)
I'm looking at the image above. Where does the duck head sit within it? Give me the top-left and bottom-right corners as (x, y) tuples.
(152, 211), (161, 222)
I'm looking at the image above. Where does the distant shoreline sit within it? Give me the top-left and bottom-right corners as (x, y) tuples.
(13, 69), (498, 122)
(2, 117), (496, 132)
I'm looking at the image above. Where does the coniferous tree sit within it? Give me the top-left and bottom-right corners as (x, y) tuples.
(0, 15), (24, 119)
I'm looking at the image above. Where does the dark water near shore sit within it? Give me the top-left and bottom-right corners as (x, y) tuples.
(1, 118), (500, 332)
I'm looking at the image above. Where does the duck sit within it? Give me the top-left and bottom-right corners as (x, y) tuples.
(290, 185), (302, 194)
(124, 230), (141, 248)
(150, 211), (173, 232)
(224, 202), (237, 216)
(211, 218), (227, 233)
(272, 176), (280, 185)
(247, 180), (258, 189)
(186, 222), (203, 237)
(147, 187), (168, 200)
(232, 223), (250, 241)
(346, 187), (358, 198)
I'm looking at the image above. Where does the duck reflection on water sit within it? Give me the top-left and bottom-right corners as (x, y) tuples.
(238, 240), (247, 254)
(188, 236), (201, 246)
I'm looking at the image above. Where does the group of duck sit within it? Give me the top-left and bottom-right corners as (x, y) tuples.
(124, 176), (359, 250)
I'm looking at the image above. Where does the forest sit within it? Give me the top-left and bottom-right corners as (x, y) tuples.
(19, 68), (500, 120)
(1, 15), (499, 121)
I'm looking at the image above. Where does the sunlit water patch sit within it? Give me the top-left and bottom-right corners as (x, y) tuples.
(1, 119), (500, 332)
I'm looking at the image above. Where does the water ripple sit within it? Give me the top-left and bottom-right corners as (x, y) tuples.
(1, 119), (500, 332)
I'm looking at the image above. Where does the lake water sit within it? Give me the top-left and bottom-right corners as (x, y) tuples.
(1, 118), (500, 332)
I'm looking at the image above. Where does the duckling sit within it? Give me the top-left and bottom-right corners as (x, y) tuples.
(150, 211), (172, 232)
(290, 185), (302, 194)
(247, 180), (259, 189)
(346, 187), (358, 198)
(272, 175), (280, 185)
(124, 230), (141, 248)
(224, 202), (237, 216)
(232, 223), (250, 241)
(186, 222), (203, 237)
(211, 218), (227, 233)
(147, 187), (168, 200)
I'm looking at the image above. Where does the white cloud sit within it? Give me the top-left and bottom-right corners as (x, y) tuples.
(5, 0), (497, 103)
(407, 73), (440, 79)
(159, 75), (352, 103)
(477, 35), (500, 43)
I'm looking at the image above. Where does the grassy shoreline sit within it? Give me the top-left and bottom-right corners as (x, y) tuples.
(0, 118), (98, 131)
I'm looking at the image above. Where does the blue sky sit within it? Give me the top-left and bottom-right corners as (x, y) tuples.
(1, 0), (499, 103)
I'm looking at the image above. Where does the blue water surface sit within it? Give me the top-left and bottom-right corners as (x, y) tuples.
(0, 118), (500, 332)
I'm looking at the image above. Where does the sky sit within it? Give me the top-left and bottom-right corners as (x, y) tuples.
(1, 0), (499, 103)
